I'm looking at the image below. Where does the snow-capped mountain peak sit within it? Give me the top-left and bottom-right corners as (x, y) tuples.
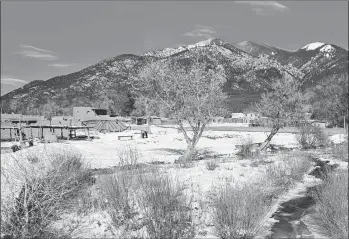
(187, 38), (222, 49)
(302, 42), (325, 51)
(320, 44), (335, 53)
(143, 38), (224, 57)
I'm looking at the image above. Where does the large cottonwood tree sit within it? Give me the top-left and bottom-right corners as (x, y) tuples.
(131, 55), (227, 160)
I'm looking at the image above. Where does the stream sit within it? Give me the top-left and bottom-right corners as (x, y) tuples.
(267, 157), (339, 239)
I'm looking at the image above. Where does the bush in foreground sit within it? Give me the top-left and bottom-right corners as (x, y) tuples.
(211, 181), (270, 239)
(139, 173), (195, 239)
(101, 146), (194, 238)
(1, 148), (93, 239)
(265, 151), (312, 190)
(99, 171), (138, 230)
(311, 170), (348, 238)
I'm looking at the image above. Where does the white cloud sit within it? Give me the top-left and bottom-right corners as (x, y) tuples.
(184, 25), (217, 39)
(16, 44), (58, 60)
(19, 44), (53, 53)
(48, 63), (72, 68)
(234, 1), (288, 15)
(1, 77), (28, 86)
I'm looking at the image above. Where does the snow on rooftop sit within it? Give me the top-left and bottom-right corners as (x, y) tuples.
(302, 42), (325, 51)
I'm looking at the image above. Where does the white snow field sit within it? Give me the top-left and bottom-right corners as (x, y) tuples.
(1, 125), (347, 238)
(55, 125), (299, 168)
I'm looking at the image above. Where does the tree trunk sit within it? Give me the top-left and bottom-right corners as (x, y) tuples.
(259, 126), (280, 150)
(182, 121), (206, 161)
(184, 143), (196, 161)
(147, 118), (152, 134)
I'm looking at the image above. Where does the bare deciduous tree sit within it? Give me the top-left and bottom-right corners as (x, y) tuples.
(252, 74), (308, 150)
(131, 55), (227, 160)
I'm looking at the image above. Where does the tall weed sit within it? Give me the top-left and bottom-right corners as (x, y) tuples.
(1, 148), (93, 239)
(296, 124), (328, 149)
(211, 180), (270, 239)
(311, 170), (348, 238)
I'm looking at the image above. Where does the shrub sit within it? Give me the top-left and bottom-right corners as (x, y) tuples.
(330, 140), (348, 161)
(206, 160), (219, 171)
(296, 123), (329, 149)
(211, 180), (271, 239)
(236, 136), (258, 158)
(139, 173), (195, 239)
(99, 171), (138, 229)
(116, 143), (140, 170)
(101, 145), (194, 238)
(1, 148), (93, 239)
(175, 156), (195, 168)
(311, 170), (348, 238)
(265, 152), (312, 189)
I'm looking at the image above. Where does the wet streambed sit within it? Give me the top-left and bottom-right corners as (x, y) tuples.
(267, 157), (339, 239)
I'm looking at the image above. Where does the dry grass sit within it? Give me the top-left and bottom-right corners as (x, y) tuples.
(99, 171), (139, 229)
(211, 180), (271, 239)
(296, 124), (329, 149)
(116, 143), (141, 170)
(139, 173), (195, 239)
(330, 140), (348, 161)
(206, 160), (219, 171)
(100, 145), (195, 238)
(265, 151), (312, 190)
(211, 151), (313, 239)
(236, 136), (258, 159)
(311, 170), (348, 238)
(1, 147), (93, 239)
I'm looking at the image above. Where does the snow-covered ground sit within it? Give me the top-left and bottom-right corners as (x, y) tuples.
(1, 126), (347, 238)
(54, 126), (299, 168)
(329, 133), (347, 144)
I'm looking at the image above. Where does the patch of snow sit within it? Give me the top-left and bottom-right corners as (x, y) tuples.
(329, 134), (347, 144)
(144, 47), (186, 58)
(187, 38), (216, 49)
(214, 45), (234, 58)
(320, 44), (334, 53)
(302, 42), (325, 51)
(144, 38), (223, 57)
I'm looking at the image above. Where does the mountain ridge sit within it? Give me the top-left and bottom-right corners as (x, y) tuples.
(1, 38), (347, 116)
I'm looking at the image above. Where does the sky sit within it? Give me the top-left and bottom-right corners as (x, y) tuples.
(1, 1), (348, 95)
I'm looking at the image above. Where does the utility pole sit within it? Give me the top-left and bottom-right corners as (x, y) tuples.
(19, 114), (23, 144)
(344, 115), (346, 129)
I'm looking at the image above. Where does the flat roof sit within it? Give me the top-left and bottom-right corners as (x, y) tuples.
(21, 125), (94, 129)
(0, 125), (94, 130)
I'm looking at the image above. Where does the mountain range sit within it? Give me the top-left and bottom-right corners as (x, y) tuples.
(1, 38), (348, 116)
